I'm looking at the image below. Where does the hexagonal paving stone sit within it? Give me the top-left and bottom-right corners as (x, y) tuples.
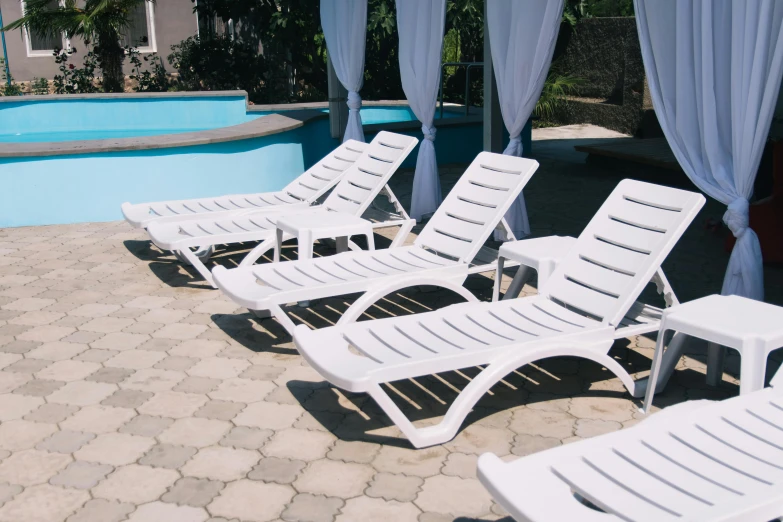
(140, 444), (198, 469)
(371, 446), (449, 478)
(414, 475), (493, 517)
(234, 401), (304, 431)
(248, 457), (306, 485)
(0, 484), (89, 522)
(158, 417), (232, 448)
(0, 449), (72, 486)
(92, 464), (179, 504)
(263, 428), (335, 462)
(282, 493), (344, 522)
(162, 477), (224, 508)
(294, 459), (375, 499)
(209, 480), (294, 522)
(66, 499), (134, 522)
(60, 405), (136, 434)
(137, 391), (209, 419)
(336, 497), (421, 522)
(0, 419), (58, 451)
(181, 446), (259, 482)
(125, 501), (209, 522)
(366, 473), (423, 502)
(37, 430), (96, 454)
(75, 433), (155, 466)
(50, 461), (114, 490)
(219, 426), (273, 450)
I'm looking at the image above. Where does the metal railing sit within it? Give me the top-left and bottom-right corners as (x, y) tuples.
(438, 62), (484, 118)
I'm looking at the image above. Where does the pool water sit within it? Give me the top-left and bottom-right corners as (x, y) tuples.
(253, 106), (463, 126)
(0, 128), (216, 143)
(0, 100), (462, 144)
(0, 95), (262, 144)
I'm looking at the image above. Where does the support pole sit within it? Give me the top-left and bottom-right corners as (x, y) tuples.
(483, 2), (503, 153)
(327, 55), (349, 140)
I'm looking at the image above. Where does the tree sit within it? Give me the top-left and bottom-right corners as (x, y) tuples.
(2, 0), (153, 93)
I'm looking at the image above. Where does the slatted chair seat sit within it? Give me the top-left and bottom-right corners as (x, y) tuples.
(478, 369), (783, 522)
(213, 152), (541, 332)
(296, 296), (610, 392)
(122, 139), (366, 229)
(213, 245), (465, 310)
(291, 179), (706, 448)
(144, 132), (419, 287)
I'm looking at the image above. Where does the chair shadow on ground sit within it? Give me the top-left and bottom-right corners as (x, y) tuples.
(124, 233), (389, 290)
(284, 342), (739, 450)
(205, 260), (745, 449)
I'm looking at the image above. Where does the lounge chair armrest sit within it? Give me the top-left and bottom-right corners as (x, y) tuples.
(337, 270), (473, 327)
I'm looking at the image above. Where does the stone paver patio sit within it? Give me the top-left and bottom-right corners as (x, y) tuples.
(0, 133), (781, 522)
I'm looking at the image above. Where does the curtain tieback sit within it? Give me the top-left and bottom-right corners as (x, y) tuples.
(422, 125), (437, 142)
(723, 198), (750, 239)
(347, 91), (362, 112)
(503, 133), (523, 157)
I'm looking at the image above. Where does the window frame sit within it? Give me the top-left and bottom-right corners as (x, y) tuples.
(19, 1), (157, 57)
(20, 0), (68, 58)
(123, 1), (157, 54)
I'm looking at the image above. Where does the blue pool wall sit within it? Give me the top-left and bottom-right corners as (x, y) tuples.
(0, 129), (309, 227)
(0, 99), (530, 228)
(0, 95), (255, 137)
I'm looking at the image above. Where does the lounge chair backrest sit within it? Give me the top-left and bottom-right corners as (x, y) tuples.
(282, 139), (367, 203)
(322, 131), (418, 215)
(413, 152), (539, 262)
(542, 179), (705, 327)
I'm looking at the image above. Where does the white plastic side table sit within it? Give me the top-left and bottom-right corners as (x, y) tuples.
(275, 210), (375, 262)
(493, 236), (576, 302)
(643, 294), (783, 412)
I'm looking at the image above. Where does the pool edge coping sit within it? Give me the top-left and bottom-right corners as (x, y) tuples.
(0, 91), (481, 158)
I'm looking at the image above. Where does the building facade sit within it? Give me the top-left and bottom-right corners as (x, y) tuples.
(0, 0), (198, 82)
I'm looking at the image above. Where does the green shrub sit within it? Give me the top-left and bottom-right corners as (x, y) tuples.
(128, 47), (170, 93)
(0, 58), (23, 96)
(52, 47), (100, 95)
(168, 36), (269, 101)
(31, 77), (49, 95)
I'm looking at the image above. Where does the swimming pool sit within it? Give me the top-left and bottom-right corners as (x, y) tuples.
(253, 105), (462, 126)
(0, 93), (263, 143)
(0, 92), (485, 227)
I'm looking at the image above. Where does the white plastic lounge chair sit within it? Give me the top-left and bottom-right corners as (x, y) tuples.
(122, 139), (367, 229)
(477, 366), (783, 522)
(291, 180), (706, 448)
(213, 152), (540, 334)
(146, 132), (418, 287)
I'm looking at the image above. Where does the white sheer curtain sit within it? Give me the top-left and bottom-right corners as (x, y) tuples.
(635, 0), (783, 300)
(321, 0), (368, 143)
(396, 0), (446, 221)
(487, 0), (564, 240)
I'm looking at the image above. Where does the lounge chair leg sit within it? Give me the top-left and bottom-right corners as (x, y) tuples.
(178, 247), (216, 288)
(337, 276), (474, 327)
(269, 303), (298, 336)
(239, 237), (276, 268)
(636, 331), (689, 405)
(390, 219), (416, 248)
(503, 265), (532, 301)
(493, 257), (505, 302)
(368, 342), (622, 448)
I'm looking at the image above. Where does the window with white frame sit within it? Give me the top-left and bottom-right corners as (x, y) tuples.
(22, 0), (65, 56)
(121, 1), (156, 52)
